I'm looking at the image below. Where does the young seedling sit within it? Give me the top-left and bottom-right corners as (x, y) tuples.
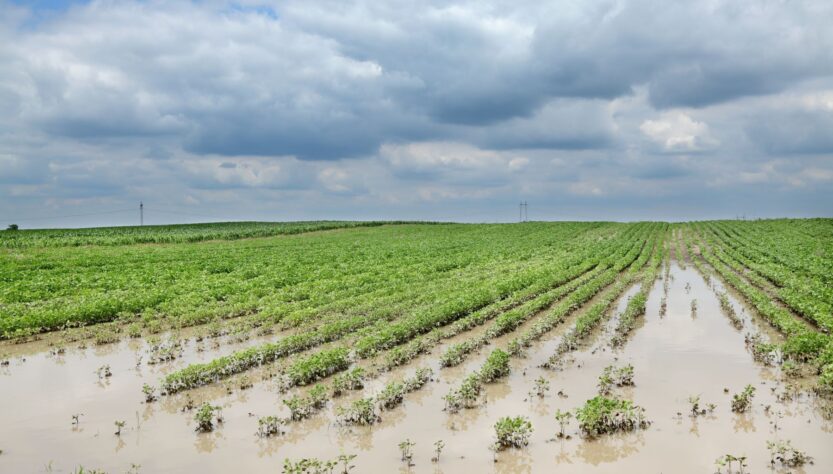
(493, 416), (533, 450)
(194, 403), (222, 432)
(432, 440), (445, 463)
(398, 439), (415, 466)
(142, 384), (157, 403)
(72, 413), (83, 425)
(114, 420), (126, 436)
(714, 453), (747, 473)
(554, 409), (572, 439)
(96, 365), (112, 379)
(531, 376), (550, 398)
(731, 385), (755, 413)
(767, 439), (813, 467)
(257, 415), (285, 437)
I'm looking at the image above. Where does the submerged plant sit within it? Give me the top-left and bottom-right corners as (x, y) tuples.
(767, 439), (813, 467)
(257, 416), (285, 437)
(687, 395), (716, 417)
(494, 416), (533, 450)
(194, 403), (222, 432)
(554, 409), (572, 439)
(336, 398), (379, 425)
(398, 439), (415, 466)
(114, 420), (126, 436)
(575, 396), (649, 437)
(531, 376), (550, 398)
(331, 367), (365, 397)
(283, 384), (329, 421)
(597, 364), (634, 395)
(142, 384), (157, 403)
(432, 440), (445, 463)
(731, 385), (755, 413)
(714, 453), (747, 473)
(96, 365), (112, 379)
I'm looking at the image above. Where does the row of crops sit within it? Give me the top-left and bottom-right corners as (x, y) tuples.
(683, 220), (833, 393)
(0, 220), (411, 248)
(2, 219), (831, 397)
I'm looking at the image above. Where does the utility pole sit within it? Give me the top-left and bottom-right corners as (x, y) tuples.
(140, 201), (144, 226)
(524, 201), (528, 222)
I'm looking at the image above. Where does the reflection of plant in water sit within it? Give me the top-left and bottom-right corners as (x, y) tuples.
(432, 440), (445, 463)
(690, 299), (697, 316)
(714, 453), (747, 473)
(730, 385), (755, 413)
(398, 438), (415, 466)
(494, 416), (533, 450)
(659, 296), (667, 317)
(766, 439), (813, 467)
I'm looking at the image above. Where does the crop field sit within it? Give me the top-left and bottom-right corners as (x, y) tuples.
(0, 220), (832, 473)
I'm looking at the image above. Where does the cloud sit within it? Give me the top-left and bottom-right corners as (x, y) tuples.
(1, 0), (832, 225)
(640, 112), (718, 153)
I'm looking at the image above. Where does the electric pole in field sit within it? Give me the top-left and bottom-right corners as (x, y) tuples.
(519, 201), (528, 222)
(140, 201), (144, 226)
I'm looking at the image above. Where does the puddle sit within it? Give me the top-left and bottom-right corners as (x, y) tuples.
(0, 260), (831, 473)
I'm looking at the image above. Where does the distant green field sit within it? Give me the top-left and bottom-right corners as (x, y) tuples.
(0, 221), (404, 247)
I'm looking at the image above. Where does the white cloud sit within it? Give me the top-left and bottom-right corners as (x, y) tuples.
(640, 112), (719, 152)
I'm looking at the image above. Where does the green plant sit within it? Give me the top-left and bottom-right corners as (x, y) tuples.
(377, 381), (405, 410)
(767, 439), (813, 467)
(597, 364), (634, 395)
(531, 376), (550, 398)
(480, 349), (511, 382)
(142, 384), (157, 403)
(283, 384), (329, 421)
(731, 385), (755, 413)
(331, 367), (365, 397)
(114, 420), (126, 436)
(432, 440), (445, 463)
(494, 416), (533, 450)
(398, 439), (415, 466)
(554, 409), (572, 438)
(194, 403), (222, 432)
(575, 396), (649, 437)
(257, 416), (285, 437)
(282, 454), (356, 474)
(714, 454), (747, 473)
(336, 398), (379, 425)
(687, 395), (715, 417)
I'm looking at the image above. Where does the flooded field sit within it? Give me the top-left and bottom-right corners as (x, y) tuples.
(2, 221), (832, 473)
(1, 258), (831, 473)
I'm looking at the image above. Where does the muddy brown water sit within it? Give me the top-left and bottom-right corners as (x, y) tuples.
(1, 261), (831, 473)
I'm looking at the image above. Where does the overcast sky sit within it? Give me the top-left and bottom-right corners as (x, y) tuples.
(1, 0), (832, 228)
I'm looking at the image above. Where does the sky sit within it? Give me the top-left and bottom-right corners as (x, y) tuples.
(1, 0), (832, 228)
